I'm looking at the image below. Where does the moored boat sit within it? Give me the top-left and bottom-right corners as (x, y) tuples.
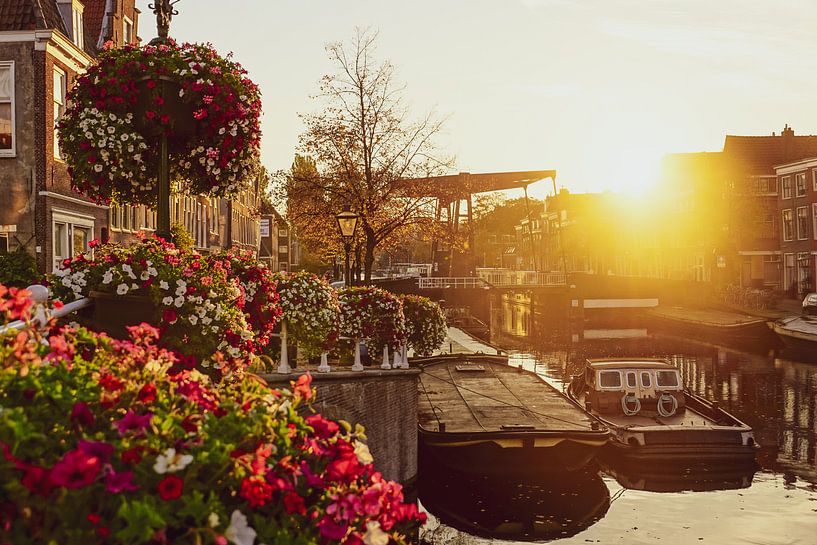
(771, 315), (817, 359)
(417, 354), (609, 475)
(644, 306), (774, 345)
(567, 358), (759, 465)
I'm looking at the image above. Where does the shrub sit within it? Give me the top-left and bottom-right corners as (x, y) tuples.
(273, 271), (339, 357)
(0, 248), (39, 288)
(401, 295), (446, 356)
(338, 287), (405, 352)
(0, 285), (424, 545)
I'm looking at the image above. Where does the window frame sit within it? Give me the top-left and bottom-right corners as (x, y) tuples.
(640, 371), (652, 388)
(123, 16), (134, 45)
(783, 209), (794, 241)
(797, 206), (809, 240)
(51, 209), (94, 272)
(72, 5), (84, 49)
(597, 370), (623, 390)
(781, 176), (793, 199)
(53, 66), (67, 159)
(656, 370), (680, 388)
(813, 168), (817, 191)
(0, 60), (16, 157)
(796, 172), (807, 197)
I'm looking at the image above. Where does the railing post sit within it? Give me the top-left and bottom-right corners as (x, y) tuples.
(400, 341), (409, 368)
(352, 339), (364, 371)
(277, 321), (291, 374)
(392, 346), (401, 367)
(381, 344), (391, 369)
(317, 351), (330, 373)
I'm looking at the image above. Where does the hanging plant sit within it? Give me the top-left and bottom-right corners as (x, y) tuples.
(338, 287), (406, 351)
(57, 40), (262, 205)
(273, 272), (340, 357)
(401, 295), (446, 356)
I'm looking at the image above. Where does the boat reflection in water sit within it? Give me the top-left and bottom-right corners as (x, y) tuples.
(600, 457), (757, 493)
(419, 460), (609, 543)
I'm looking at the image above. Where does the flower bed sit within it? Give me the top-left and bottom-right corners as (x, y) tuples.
(338, 287), (406, 351)
(50, 236), (275, 377)
(401, 295), (446, 356)
(0, 285), (424, 545)
(57, 41), (261, 205)
(273, 272), (339, 357)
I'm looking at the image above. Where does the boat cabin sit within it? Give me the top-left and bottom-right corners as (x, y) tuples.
(584, 359), (685, 417)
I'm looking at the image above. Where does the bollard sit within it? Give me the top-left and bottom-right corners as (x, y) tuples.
(317, 352), (331, 373)
(276, 321), (291, 374)
(381, 345), (391, 370)
(351, 339), (364, 372)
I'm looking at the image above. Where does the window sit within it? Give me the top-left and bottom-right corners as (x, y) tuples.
(53, 68), (66, 158)
(813, 204), (817, 240)
(797, 206), (809, 240)
(656, 371), (679, 387)
(783, 209), (793, 241)
(752, 176), (777, 195)
(52, 211), (94, 272)
(782, 176), (792, 199)
(759, 213), (776, 239)
(72, 6), (84, 49)
(626, 371), (637, 389)
(121, 205), (131, 231)
(598, 370), (622, 389)
(123, 16), (134, 45)
(813, 169), (817, 191)
(798, 252), (813, 293)
(0, 61), (14, 156)
(279, 228), (288, 238)
(796, 173), (807, 197)
(640, 371), (652, 388)
(110, 205), (121, 230)
(0, 234), (8, 253)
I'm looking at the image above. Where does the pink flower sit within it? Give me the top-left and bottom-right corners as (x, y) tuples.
(49, 449), (102, 489)
(77, 440), (114, 462)
(113, 410), (153, 436)
(105, 469), (139, 493)
(70, 401), (95, 427)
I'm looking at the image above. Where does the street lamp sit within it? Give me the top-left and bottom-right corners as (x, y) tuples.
(336, 206), (359, 286)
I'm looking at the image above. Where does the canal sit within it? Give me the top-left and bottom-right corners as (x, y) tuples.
(418, 300), (817, 544)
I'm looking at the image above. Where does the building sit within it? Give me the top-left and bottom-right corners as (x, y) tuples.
(774, 156), (817, 296)
(258, 209), (300, 272)
(0, 0), (140, 271)
(659, 126), (817, 288)
(0, 0), (262, 270)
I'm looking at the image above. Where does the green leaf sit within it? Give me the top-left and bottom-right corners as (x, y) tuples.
(115, 498), (165, 544)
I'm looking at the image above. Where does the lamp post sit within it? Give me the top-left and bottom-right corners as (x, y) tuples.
(336, 206), (359, 287)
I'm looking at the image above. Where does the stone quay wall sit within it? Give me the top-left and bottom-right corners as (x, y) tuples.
(261, 369), (420, 484)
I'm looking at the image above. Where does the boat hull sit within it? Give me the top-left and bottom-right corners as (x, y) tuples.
(644, 310), (774, 345)
(771, 319), (817, 361)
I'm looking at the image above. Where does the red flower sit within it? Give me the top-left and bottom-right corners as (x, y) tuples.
(105, 469), (139, 493)
(120, 446), (143, 465)
(96, 527), (111, 538)
(157, 475), (183, 501)
(283, 491), (306, 515)
(49, 449), (102, 489)
(162, 309), (178, 324)
(137, 383), (157, 403)
(240, 476), (273, 507)
(99, 372), (125, 392)
(113, 410), (153, 436)
(70, 401), (95, 427)
(317, 516), (348, 541)
(87, 512), (101, 525)
(292, 372), (313, 400)
(19, 464), (55, 497)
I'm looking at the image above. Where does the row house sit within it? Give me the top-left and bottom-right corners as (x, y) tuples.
(0, 0), (262, 271)
(775, 156), (817, 296)
(258, 209), (300, 272)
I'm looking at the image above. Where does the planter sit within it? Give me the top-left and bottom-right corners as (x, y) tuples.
(89, 290), (156, 339)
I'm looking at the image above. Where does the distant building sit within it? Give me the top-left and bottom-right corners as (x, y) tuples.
(774, 156), (817, 296)
(258, 209), (299, 272)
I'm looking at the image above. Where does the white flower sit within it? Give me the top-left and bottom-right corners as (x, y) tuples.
(208, 512), (219, 528)
(225, 510), (256, 545)
(94, 164), (103, 172)
(102, 271), (113, 285)
(159, 280), (169, 290)
(140, 271), (151, 281)
(363, 521), (389, 545)
(174, 296), (185, 308)
(162, 296), (174, 306)
(175, 286), (186, 296)
(116, 283), (129, 295)
(153, 448), (194, 474)
(354, 441), (373, 465)
(189, 315), (198, 325)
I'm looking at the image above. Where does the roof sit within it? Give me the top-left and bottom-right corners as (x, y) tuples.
(723, 132), (817, 174)
(82, 0), (108, 52)
(587, 358), (674, 370)
(0, 0), (67, 33)
(402, 170), (557, 200)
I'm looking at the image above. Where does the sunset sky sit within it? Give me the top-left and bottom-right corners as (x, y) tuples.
(136, 0), (817, 197)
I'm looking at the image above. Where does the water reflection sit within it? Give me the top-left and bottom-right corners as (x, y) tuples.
(419, 462), (609, 543)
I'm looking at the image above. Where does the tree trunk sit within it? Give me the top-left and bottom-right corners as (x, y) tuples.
(363, 225), (376, 283)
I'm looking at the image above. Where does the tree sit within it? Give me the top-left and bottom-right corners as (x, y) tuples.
(288, 29), (452, 282)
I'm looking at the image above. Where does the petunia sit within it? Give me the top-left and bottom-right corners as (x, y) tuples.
(113, 410), (153, 436)
(157, 474), (183, 500)
(49, 449), (102, 489)
(225, 510), (256, 545)
(153, 447), (193, 474)
(105, 469), (139, 493)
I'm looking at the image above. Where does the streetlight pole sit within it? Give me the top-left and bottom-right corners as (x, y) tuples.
(336, 206), (359, 287)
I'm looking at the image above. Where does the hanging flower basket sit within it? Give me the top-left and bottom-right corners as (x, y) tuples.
(273, 272), (339, 357)
(338, 287), (406, 351)
(401, 294), (447, 356)
(57, 40), (262, 205)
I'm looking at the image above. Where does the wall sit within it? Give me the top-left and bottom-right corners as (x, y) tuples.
(262, 369), (420, 484)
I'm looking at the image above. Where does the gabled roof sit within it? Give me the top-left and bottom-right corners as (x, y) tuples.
(82, 0), (108, 52)
(0, 0), (67, 33)
(723, 132), (817, 174)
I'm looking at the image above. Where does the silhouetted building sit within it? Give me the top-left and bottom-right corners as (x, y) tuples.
(775, 155), (817, 296)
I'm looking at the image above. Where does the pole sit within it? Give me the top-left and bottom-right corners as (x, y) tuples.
(344, 240), (351, 287)
(155, 80), (171, 241)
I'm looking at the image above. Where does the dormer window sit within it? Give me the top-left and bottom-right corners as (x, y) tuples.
(72, 4), (84, 49)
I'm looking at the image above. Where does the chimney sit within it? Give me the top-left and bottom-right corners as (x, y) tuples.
(782, 124), (794, 138)
(782, 124), (795, 160)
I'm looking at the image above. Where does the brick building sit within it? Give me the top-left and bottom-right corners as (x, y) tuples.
(774, 156), (817, 296)
(0, 0), (262, 270)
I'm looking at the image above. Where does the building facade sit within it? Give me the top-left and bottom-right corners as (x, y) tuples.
(775, 156), (817, 296)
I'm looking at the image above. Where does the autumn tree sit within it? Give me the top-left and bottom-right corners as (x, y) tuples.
(287, 29), (452, 282)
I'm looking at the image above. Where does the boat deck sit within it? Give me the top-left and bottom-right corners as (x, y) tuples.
(776, 315), (817, 335)
(601, 408), (714, 428)
(647, 306), (765, 326)
(418, 358), (597, 434)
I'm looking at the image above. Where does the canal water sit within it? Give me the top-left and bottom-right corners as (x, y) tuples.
(418, 304), (817, 545)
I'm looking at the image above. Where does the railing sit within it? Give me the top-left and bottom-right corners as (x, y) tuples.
(1, 286), (412, 376)
(418, 277), (490, 289)
(477, 269), (566, 287)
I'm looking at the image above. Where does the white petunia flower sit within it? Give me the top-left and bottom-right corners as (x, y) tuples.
(208, 512), (219, 528)
(116, 283), (129, 295)
(363, 521), (389, 545)
(162, 296), (174, 306)
(102, 271), (113, 285)
(225, 510), (256, 545)
(174, 296), (185, 308)
(153, 448), (194, 474)
(159, 280), (169, 290)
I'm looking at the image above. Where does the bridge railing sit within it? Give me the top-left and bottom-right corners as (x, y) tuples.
(476, 269), (566, 287)
(418, 277), (490, 289)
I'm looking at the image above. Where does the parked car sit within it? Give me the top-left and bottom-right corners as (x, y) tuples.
(802, 293), (817, 315)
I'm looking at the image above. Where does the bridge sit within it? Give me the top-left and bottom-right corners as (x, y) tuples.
(418, 270), (567, 290)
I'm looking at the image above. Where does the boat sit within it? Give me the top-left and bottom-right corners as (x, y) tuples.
(419, 462), (609, 542)
(770, 315), (817, 359)
(567, 358), (759, 465)
(417, 354), (609, 475)
(643, 306), (775, 345)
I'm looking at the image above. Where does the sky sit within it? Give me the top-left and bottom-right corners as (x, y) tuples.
(136, 0), (817, 198)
